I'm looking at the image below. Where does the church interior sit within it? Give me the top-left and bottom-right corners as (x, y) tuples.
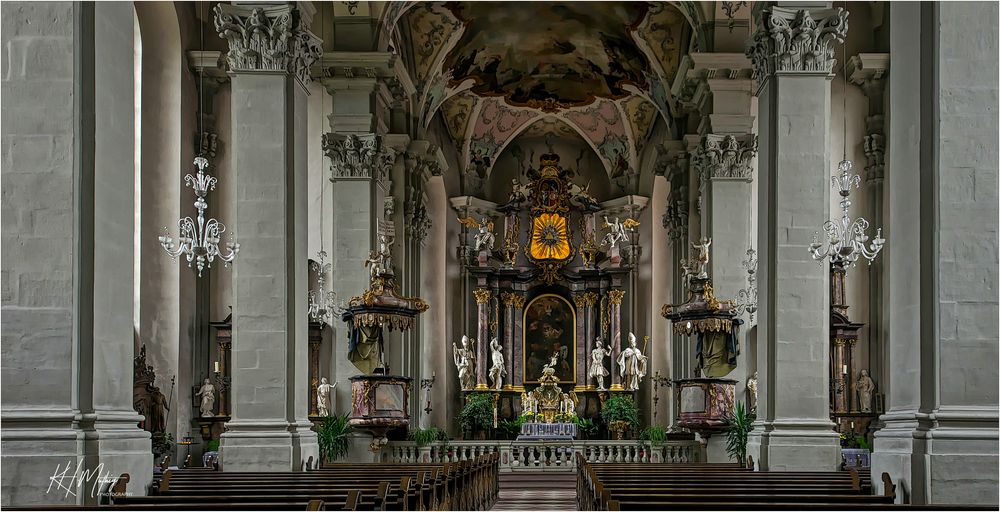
(2, 0), (998, 509)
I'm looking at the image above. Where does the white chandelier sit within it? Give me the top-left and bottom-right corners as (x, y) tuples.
(308, 250), (343, 326)
(809, 159), (885, 268)
(159, 156), (239, 276)
(734, 248), (758, 321)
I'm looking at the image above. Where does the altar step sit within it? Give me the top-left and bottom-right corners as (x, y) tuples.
(491, 472), (577, 511)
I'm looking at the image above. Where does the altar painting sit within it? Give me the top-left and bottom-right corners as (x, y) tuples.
(523, 294), (576, 383)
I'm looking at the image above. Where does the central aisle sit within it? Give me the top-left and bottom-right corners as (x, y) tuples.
(491, 472), (577, 511)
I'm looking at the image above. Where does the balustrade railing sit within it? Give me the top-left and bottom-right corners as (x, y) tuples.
(382, 439), (702, 471)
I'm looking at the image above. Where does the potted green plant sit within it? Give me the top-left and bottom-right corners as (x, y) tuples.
(639, 425), (669, 445)
(571, 416), (599, 440)
(316, 414), (353, 464)
(459, 392), (494, 439)
(600, 395), (639, 440)
(498, 416), (527, 440)
(722, 401), (755, 466)
(408, 426), (448, 447)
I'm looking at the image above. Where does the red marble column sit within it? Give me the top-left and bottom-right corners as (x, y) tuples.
(608, 289), (625, 391)
(474, 288), (492, 390)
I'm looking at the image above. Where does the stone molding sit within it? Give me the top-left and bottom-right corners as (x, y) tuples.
(662, 185), (689, 243)
(692, 134), (758, 182)
(323, 133), (397, 182)
(213, 3), (322, 86)
(746, 6), (849, 89)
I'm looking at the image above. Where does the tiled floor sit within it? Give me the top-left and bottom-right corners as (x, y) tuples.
(491, 472), (577, 511)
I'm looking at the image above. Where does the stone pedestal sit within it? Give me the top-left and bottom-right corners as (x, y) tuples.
(745, 4), (845, 472)
(214, 2), (319, 471)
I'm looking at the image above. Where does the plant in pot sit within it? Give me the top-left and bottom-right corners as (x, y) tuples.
(316, 414), (353, 464)
(498, 416), (527, 440)
(722, 401), (755, 466)
(600, 395), (639, 440)
(638, 425), (669, 460)
(571, 416), (599, 440)
(459, 392), (494, 440)
(408, 426), (448, 447)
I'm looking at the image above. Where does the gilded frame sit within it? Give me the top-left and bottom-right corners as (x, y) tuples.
(522, 293), (577, 384)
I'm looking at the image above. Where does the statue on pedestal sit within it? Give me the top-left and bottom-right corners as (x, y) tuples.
(857, 369), (875, 413)
(617, 333), (648, 391)
(195, 378), (216, 418)
(588, 336), (612, 391)
(602, 216), (628, 248)
(317, 377), (335, 417)
(453, 335), (477, 391)
(691, 237), (712, 278)
(488, 337), (506, 390)
(746, 371), (758, 413)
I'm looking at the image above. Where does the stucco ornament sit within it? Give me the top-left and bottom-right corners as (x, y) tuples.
(746, 7), (849, 85)
(214, 3), (322, 85)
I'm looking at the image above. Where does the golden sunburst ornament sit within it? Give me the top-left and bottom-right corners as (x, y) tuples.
(529, 213), (571, 260)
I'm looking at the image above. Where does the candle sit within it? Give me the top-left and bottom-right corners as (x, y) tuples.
(432, 371), (436, 379)
(214, 361), (220, 373)
(842, 364), (847, 375)
(850, 421), (855, 429)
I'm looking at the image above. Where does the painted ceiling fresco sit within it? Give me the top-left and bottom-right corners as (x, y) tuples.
(386, 2), (692, 178)
(442, 2), (649, 109)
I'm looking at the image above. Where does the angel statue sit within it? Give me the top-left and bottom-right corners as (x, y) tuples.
(588, 336), (612, 391)
(453, 335), (477, 390)
(617, 333), (648, 391)
(508, 178), (530, 205)
(488, 337), (506, 390)
(364, 249), (383, 282)
(602, 216), (640, 249)
(458, 216), (496, 252)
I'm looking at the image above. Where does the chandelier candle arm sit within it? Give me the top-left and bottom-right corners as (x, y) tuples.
(158, 156), (240, 277)
(809, 159), (885, 269)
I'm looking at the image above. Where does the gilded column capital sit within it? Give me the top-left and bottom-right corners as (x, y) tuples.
(213, 3), (322, 86)
(474, 288), (493, 305)
(607, 289), (626, 306)
(746, 6), (849, 89)
(582, 292), (599, 307)
(323, 133), (397, 182)
(500, 291), (524, 309)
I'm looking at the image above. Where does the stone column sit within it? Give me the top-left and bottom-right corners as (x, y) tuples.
(744, 3), (847, 471)
(473, 288), (492, 390)
(500, 292), (518, 390)
(217, 335), (232, 417)
(308, 326), (322, 417)
(1, 3), (152, 504)
(847, 53), (889, 401)
(872, 2), (999, 505)
(607, 290), (625, 390)
(420, 172), (449, 429)
(214, 1), (321, 470)
(573, 293), (588, 389)
(511, 294), (527, 389)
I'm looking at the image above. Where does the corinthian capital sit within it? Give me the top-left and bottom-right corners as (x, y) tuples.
(213, 3), (322, 85)
(746, 6), (849, 85)
(323, 133), (396, 183)
(692, 134), (758, 182)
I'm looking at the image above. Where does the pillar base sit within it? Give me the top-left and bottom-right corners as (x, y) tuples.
(220, 420), (318, 472)
(1, 409), (152, 507)
(747, 419), (840, 471)
(873, 408), (999, 506)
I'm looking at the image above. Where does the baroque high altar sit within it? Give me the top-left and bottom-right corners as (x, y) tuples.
(452, 154), (646, 419)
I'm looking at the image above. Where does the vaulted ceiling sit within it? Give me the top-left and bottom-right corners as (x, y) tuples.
(384, 2), (693, 178)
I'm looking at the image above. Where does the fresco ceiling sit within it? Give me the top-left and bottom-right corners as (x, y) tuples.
(389, 1), (691, 178)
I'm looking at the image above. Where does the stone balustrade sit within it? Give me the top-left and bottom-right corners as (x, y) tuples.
(382, 439), (703, 471)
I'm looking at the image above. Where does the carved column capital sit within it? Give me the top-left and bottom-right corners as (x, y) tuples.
(213, 3), (322, 86)
(848, 53), (889, 186)
(607, 289), (626, 306)
(474, 288), (492, 305)
(746, 6), (849, 89)
(500, 292), (525, 309)
(692, 134), (758, 182)
(323, 133), (397, 183)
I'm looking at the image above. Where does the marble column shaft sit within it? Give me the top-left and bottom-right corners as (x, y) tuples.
(474, 288), (491, 390)
(608, 290), (625, 390)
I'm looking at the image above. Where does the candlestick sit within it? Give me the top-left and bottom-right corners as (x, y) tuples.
(842, 364), (847, 375)
(214, 361), (220, 373)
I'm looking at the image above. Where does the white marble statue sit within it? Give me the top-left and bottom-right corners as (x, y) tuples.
(857, 369), (875, 413)
(521, 391), (537, 416)
(617, 333), (648, 391)
(746, 371), (759, 413)
(453, 335), (477, 391)
(601, 216), (628, 248)
(488, 337), (506, 390)
(588, 336), (612, 390)
(560, 393), (576, 417)
(317, 377), (335, 417)
(543, 352), (559, 373)
(691, 237), (712, 278)
(195, 378), (216, 417)
(474, 218), (495, 252)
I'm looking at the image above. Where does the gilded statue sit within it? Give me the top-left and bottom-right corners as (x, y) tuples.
(617, 333), (648, 391)
(588, 336), (612, 391)
(453, 335), (477, 391)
